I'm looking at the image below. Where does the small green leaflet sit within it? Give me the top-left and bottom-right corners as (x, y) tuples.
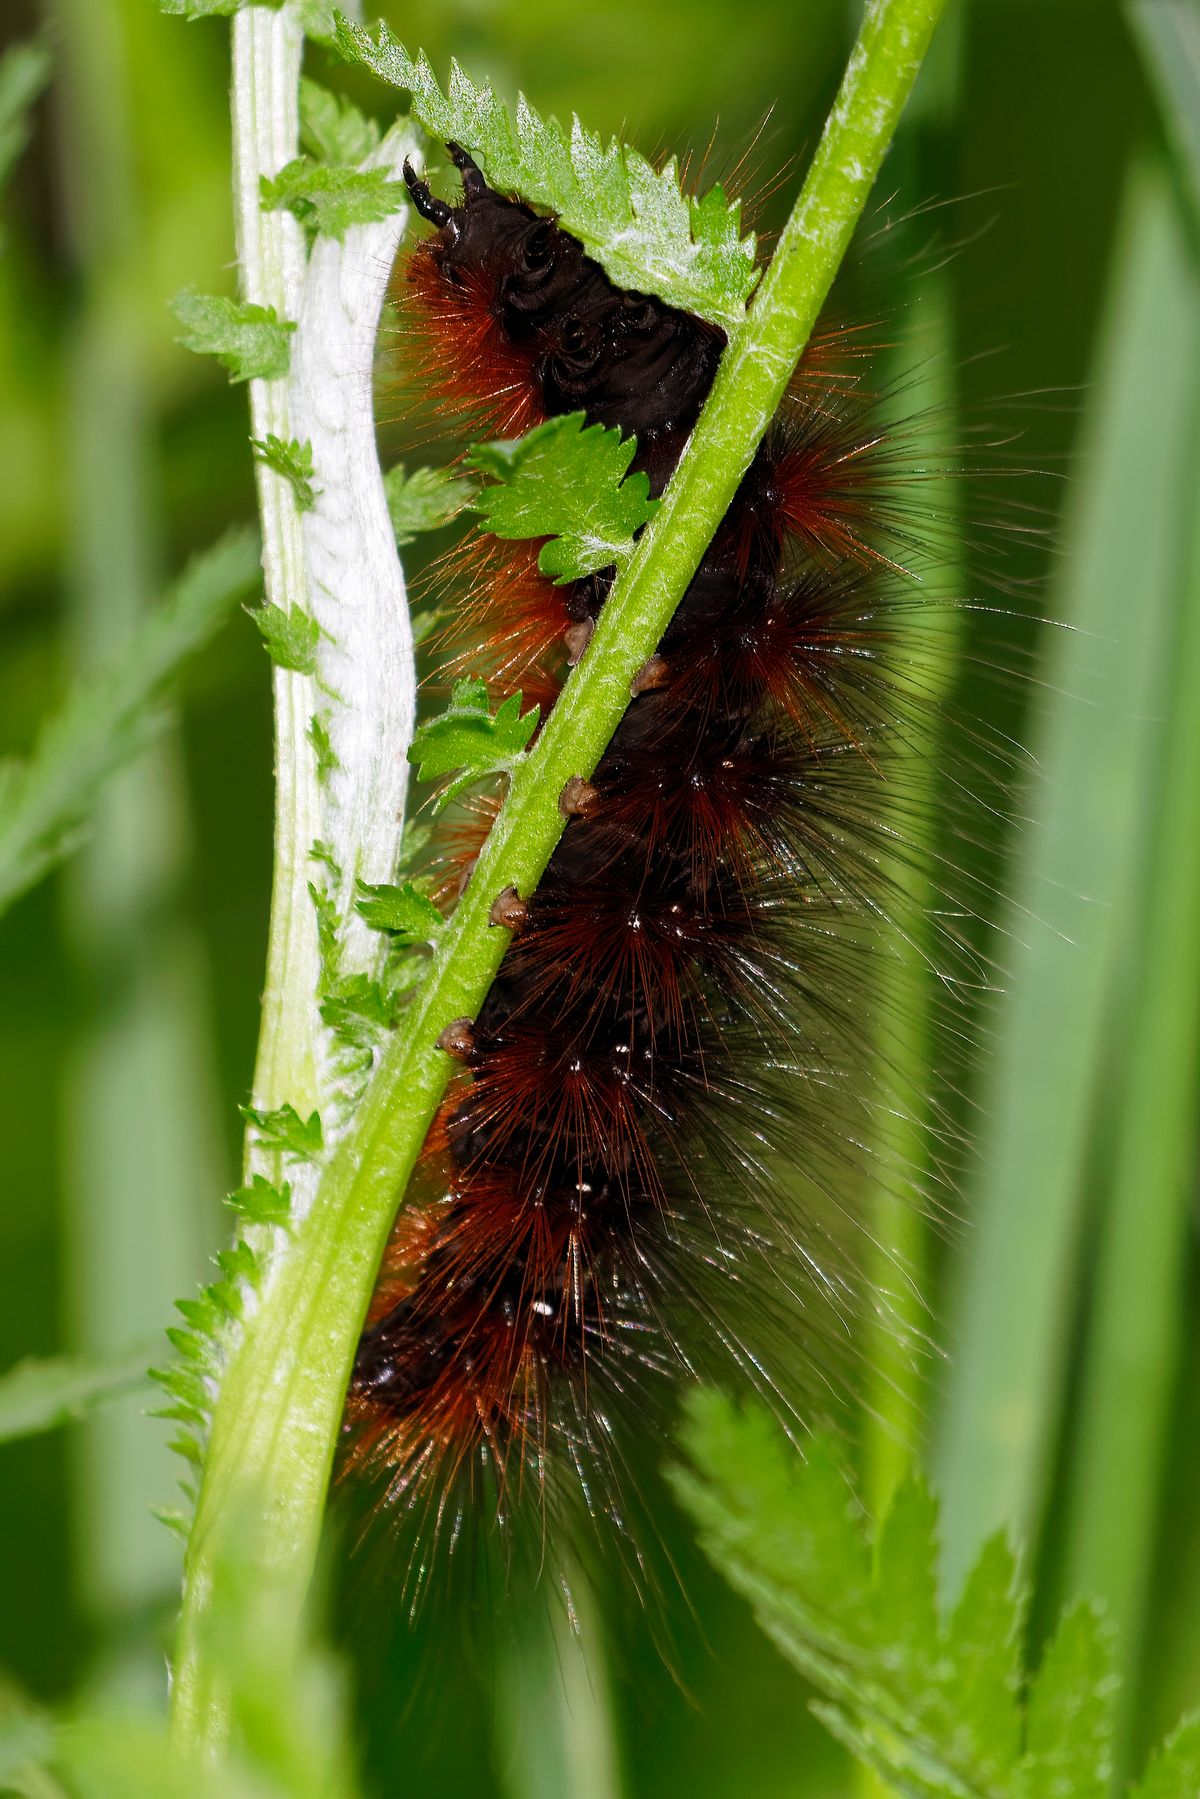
(308, 712), (338, 778)
(355, 879), (443, 941)
(671, 1392), (1200, 1799)
(260, 158), (407, 242)
(171, 289), (295, 383)
(299, 77), (380, 166)
(384, 462), (477, 545)
(250, 602), (319, 674)
(224, 1175), (292, 1227)
(409, 678), (539, 808)
(332, 23), (758, 328)
(319, 972), (400, 1046)
(468, 413), (657, 583)
(239, 1102), (323, 1159)
(252, 435), (318, 512)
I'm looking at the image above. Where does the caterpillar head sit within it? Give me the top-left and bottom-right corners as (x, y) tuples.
(403, 143), (590, 344)
(400, 142), (725, 478)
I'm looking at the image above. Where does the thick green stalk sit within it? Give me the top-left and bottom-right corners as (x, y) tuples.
(172, 0), (948, 1753)
(231, 3), (323, 1155)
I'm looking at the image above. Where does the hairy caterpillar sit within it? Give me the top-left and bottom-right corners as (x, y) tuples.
(343, 138), (960, 1597)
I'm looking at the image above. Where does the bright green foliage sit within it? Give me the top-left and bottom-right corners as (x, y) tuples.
(354, 879), (444, 942)
(171, 289), (295, 383)
(252, 434), (318, 511)
(408, 677), (539, 808)
(0, 38), (51, 199)
(1130, 1718), (1200, 1799)
(333, 24), (759, 328)
(239, 1102), (324, 1159)
(0, 529), (259, 920)
(249, 601), (319, 674)
(299, 77), (379, 166)
(152, 1232), (271, 1523)
(0, 1350), (151, 1445)
(318, 973), (399, 1046)
(384, 461), (477, 544)
(468, 412), (657, 582)
(259, 158), (407, 242)
(224, 1176), (293, 1227)
(672, 1392), (1200, 1799)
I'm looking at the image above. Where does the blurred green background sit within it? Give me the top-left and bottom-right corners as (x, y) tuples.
(1, 0), (1198, 1794)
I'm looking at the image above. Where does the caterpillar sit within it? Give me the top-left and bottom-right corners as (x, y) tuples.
(343, 138), (956, 1597)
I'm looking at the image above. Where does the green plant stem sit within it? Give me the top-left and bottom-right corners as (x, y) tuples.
(1060, 330), (1200, 1781)
(171, 0), (948, 1754)
(232, 2), (323, 1156)
(933, 163), (1195, 1593)
(857, 8), (964, 1524)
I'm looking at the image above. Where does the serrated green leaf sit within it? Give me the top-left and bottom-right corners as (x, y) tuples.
(175, 1294), (221, 1336)
(151, 1363), (210, 1414)
(309, 838), (340, 873)
(308, 878), (342, 974)
(353, 879), (443, 941)
(407, 678), (539, 808)
(1130, 1714), (1200, 1799)
(319, 972), (400, 1046)
(168, 1431), (205, 1467)
(171, 288), (296, 382)
(1017, 1602), (1116, 1799)
(671, 1396), (1198, 1799)
(252, 434), (318, 511)
(384, 462), (477, 544)
(873, 1473), (941, 1683)
(0, 1349), (151, 1445)
(0, 530), (258, 920)
(250, 602), (319, 674)
(467, 413), (657, 582)
(944, 1531), (1025, 1782)
(225, 1175), (293, 1227)
(205, 1275), (244, 1323)
(240, 1102), (324, 1159)
(0, 38), (52, 198)
(333, 24), (758, 327)
(299, 77), (379, 165)
(260, 157), (406, 242)
(217, 1240), (263, 1287)
(165, 1327), (205, 1363)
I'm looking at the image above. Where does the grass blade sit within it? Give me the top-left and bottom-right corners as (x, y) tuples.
(0, 528), (259, 920)
(933, 161), (1199, 1589)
